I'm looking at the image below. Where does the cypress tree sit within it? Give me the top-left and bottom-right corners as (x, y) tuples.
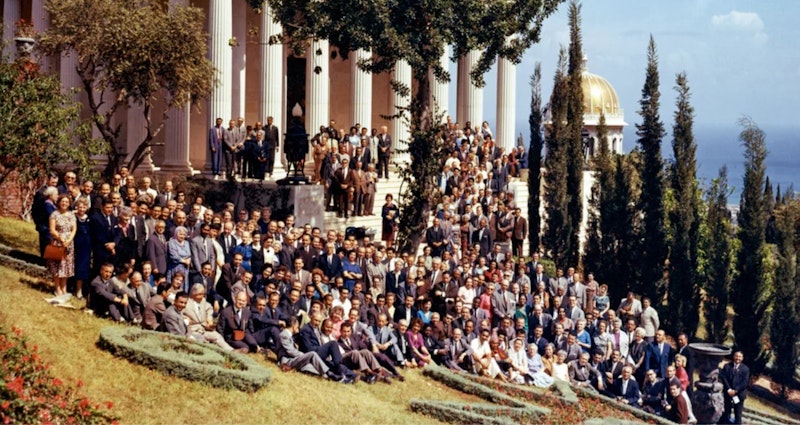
(733, 117), (769, 374)
(543, 48), (571, 267)
(528, 63), (544, 254)
(583, 113), (611, 281)
(702, 166), (733, 344)
(608, 153), (642, 302)
(769, 200), (800, 397)
(635, 36), (668, 301)
(666, 72), (700, 337)
(564, 0), (584, 269)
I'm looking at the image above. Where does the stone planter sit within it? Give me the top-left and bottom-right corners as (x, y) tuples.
(13, 36), (36, 57)
(688, 342), (731, 424)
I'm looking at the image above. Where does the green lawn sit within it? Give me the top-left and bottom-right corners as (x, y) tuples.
(0, 216), (37, 254)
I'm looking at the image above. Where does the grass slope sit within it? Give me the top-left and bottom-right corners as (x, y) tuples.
(0, 216), (37, 255)
(0, 266), (479, 425)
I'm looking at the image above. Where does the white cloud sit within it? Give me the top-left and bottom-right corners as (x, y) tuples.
(711, 10), (764, 32)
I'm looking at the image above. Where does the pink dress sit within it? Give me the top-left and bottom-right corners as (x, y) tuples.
(47, 210), (75, 278)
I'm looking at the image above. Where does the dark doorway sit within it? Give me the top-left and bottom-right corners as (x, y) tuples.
(286, 56), (306, 122)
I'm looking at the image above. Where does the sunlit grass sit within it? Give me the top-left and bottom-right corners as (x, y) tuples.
(0, 216), (37, 254)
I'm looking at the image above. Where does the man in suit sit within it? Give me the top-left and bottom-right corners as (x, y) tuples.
(89, 263), (130, 322)
(263, 116), (280, 177)
(277, 317), (349, 381)
(250, 293), (286, 352)
(291, 258), (312, 286)
(155, 180), (175, 208)
(425, 218), (447, 258)
(294, 234), (318, 272)
(122, 271), (151, 324)
(223, 119), (238, 178)
(376, 125), (391, 179)
(569, 352), (604, 391)
(604, 349), (626, 390)
(144, 220), (167, 275)
(184, 283), (232, 350)
(334, 156), (356, 218)
(385, 260), (406, 297)
(675, 333), (695, 395)
(317, 242), (343, 280)
(473, 218), (493, 258)
(511, 208), (528, 258)
(352, 160), (367, 216)
(359, 138), (372, 167)
(216, 291), (258, 353)
(338, 321), (387, 383)
(208, 117), (225, 179)
(297, 312), (351, 378)
(162, 291), (198, 339)
(90, 200), (118, 274)
(393, 294), (418, 325)
(491, 280), (514, 328)
(613, 365), (642, 405)
(645, 329), (672, 380)
(190, 223), (216, 284)
(528, 325), (549, 355)
(373, 313), (403, 366)
(443, 327), (474, 372)
(720, 351), (750, 424)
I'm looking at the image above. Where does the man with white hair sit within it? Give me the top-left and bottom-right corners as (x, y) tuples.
(184, 283), (234, 351)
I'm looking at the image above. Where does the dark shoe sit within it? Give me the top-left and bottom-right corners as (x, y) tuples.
(394, 373), (405, 382)
(364, 374), (377, 384)
(326, 371), (343, 381)
(280, 364), (292, 372)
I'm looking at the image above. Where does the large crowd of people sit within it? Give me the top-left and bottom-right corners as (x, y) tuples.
(31, 118), (748, 424)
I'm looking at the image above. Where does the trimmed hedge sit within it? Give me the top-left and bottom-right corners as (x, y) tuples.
(453, 370), (579, 406)
(97, 326), (271, 392)
(409, 399), (543, 425)
(421, 365), (546, 412)
(571, 383), (673, 425)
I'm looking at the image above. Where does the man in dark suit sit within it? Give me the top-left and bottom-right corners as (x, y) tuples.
(442, 327), (473, 372)
(675, 333), (695, 395)
(385, 261), (406, 296)
(145, 220), (168, 275)
(720, 351), (750, 424)
(90, 200), (118, 274)
(208, 117), (225, 179)
(425, 218), (446, 258)
(294, 234), (318, 272)
(334, 156), (356, 218)
(216, 291), (258, 353)
(216, 252), (244, 306)
(89, 263), (130, 321)
(644, 329), (672, 380)
(472, 218), (492, 258)
(393, 295), (418, 325)
(263, 116), (279, 177)
(297, 312), (350, 378)
(338, 321), (386, 383)
(359, 138), (372, 167)
(376, 125), (391, 179)
(511, 208), (528, 258)
(316, 242), (343, 280)
(527, 325), (549, 355)
(250, 293), (286, 352)
(612, 365), (641, 406)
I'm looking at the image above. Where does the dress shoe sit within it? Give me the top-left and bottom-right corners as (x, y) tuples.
(394, 373), (405, 382)
(325, 371), (343, 381)
(364, 373), (377, 384)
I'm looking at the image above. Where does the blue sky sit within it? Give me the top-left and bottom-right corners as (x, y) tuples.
(451, 0), (800, 144)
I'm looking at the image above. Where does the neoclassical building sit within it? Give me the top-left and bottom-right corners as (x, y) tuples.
(2, 0), (522, 176)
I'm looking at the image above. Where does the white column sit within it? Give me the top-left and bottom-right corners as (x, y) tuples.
(391, 60), (411, 164)
(161, 0), (193, 175)
(231, 4), (247, 120)
(456, 56), (467, 125)
(462, 50), (483, 127)
(3, 0), (21, 59)
(31, 0), (51, 72)
(496, 54), (517, 155)
(208, 0), (233, 172)
(305, 39), (329, 135)
(351, 48), (372, 131)
(430, 47), (449, 122)
(260, 5), (285, 175)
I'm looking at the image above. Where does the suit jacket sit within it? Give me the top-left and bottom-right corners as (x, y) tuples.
(162, 305), (188, 336)
(338, 334), (369, 353)
(334, 167), (356, 193)
(645, 341), (673, 379)
(298, 323), (323, 353)
(264, 124), (280, 149)
(377, 133), (392, 157)
(361, 147), (372, 165)
(613, 378), (642, 405)
(276, 329), (305, 362)
(512, 216), (528, 240)
(294, 246), (318, 272)
(89, 212), (117, 265)
(719, 361), (750, 399)
(251, 306), (287, 332)
(216, 263), (244, 304)
(145, 233), (168, 274)
(183, 298), (214, 333)
(89, 275), (125, 311)
(443, 336), (473, 360)
(143, 295), (167, 331)
(386, 271), (406, 295)
(316, 254), (343, 280)
(217, 233), (238, 264)
(491, 289), (514, 321)
(216, 305), (254, 343)
(190, 235), (216, 273)
(393, 305), (418, 325)
(208, 125), (224, 151)
(472, 227), (493, 257)
(528, 312), (553, 340)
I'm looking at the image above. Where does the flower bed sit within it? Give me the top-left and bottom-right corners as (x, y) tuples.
(0, 325), (118, 424)
(97, 326), (271, 392)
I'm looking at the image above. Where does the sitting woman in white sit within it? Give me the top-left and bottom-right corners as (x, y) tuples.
(526, 344), (554, 387)
(551, 350), (570, 382)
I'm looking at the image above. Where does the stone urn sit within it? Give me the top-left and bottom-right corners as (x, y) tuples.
(688, 342), (731, 424)
(13, 36), (36, 58)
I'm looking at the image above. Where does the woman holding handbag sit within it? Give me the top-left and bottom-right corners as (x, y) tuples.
(47, 194), (76, 296)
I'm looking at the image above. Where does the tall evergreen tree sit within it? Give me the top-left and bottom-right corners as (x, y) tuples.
(543, 48), (571, 266)
(528, 62), (544, 255)
(635, 36), (668, 300)
(583, 113), (611, 279)
(608, 153), (642, 302)
(769, 200), (800, 397)
(564, 0), (584, 269)
(733, 117), (769, 374)
(666, 72), (700, 337)
(702, 166), (733, 344)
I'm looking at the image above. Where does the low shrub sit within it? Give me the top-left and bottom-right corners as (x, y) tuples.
(409, 399), (542, 425)
(421, 365), (539, 410)
(454, 370), (579, 405)
(97, 326), (271, 392)
(0, 325), (118, 424)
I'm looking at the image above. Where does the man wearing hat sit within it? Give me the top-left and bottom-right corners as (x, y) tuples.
(334, 155), (356, 218)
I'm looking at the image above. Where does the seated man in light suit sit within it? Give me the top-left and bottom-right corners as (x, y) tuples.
(277, 317), (350, 383)
(443, 327), (474, 372)
(162, 291), (201, 341)
(183, 283), (233, 351)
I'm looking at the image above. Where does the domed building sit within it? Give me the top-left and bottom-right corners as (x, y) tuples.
(580, 56), (627, 156)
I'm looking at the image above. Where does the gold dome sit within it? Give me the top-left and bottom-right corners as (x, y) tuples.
(580, 57), (622, 118)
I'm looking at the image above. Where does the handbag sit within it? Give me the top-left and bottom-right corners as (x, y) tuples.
(43, 243), (66, 261)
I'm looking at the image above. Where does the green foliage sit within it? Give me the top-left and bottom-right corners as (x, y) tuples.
(38, 0), (215, 176)
(97, 326), (271, 392)
(635, 36), (668, 301)
(768, 200), (800, 397)
(564, 0), (584, 269)
(665, 72), (700, 337)
(0, 58), (101, 188)
(733, 117), (769, 374)
(409, 399), (540, 425)
(421, 365), (529, 408)
(583, 113), (610, 278)
(528, 63), (544, 254)
(0, 325), (118, 424)
(701, 166), (734, 343)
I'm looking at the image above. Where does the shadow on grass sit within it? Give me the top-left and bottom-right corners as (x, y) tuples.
(750, 384), (800, 415)
(20, 277), (54, 294)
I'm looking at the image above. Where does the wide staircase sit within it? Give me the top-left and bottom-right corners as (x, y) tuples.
(315, 161), (531, 258)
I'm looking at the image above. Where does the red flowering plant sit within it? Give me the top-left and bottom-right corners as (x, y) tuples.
(0, 326), (119, 425)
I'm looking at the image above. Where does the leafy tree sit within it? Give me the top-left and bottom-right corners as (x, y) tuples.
(665, 72), (700, 336)
(38, 0), (215, 176)
(563, 0), (584, 269)
(582, 113), (610, 278)
(701, 166), (734, 344)
(253, 0), (563, 249)
(528, 62), (544, 254)
(543, 48), (571, 266)
(733, 116), (769, 374)
(768, 198), (800, 397)
(0, 50), (101, 198)
(635, 36), (667, 300)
